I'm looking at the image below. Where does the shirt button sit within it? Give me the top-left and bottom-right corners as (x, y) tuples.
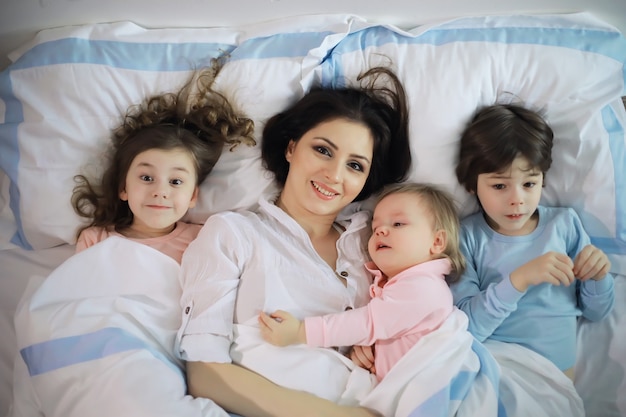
(185, 306), (190, 314)
(340, 271), (348, 277)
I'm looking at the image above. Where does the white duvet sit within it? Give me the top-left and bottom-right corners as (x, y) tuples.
(10, 236), (586, 417)
(10, 237), (227, 417)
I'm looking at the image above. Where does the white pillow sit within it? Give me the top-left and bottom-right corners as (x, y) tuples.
(0, 15), (370, 249)
(314, 12), (626, 272)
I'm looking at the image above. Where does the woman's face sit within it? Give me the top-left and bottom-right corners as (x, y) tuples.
(282, 118), (373, 218)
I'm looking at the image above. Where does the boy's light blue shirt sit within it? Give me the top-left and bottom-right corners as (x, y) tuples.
(451, 205), (615, 371)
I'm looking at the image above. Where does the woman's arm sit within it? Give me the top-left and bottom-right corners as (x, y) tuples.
(186, 361), (381, 417)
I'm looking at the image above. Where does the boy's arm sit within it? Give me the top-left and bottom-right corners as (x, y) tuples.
(578, 273), (615, 321)
(566, 210), (615, 321)
(451, 232), (525, 341)
(573, 243), (612, 281)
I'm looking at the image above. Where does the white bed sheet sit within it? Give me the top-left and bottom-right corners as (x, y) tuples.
(0, 244), (74, 416)
(576, 274), (626, 416)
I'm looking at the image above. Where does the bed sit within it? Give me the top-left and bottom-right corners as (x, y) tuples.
(1, 6), (625, 417)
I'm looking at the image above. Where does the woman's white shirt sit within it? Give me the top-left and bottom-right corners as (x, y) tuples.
(175, 197), (376, 403)
(176, 196), (372, 363)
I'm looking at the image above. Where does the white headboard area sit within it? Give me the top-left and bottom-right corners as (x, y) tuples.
(1, 0), (625, 70)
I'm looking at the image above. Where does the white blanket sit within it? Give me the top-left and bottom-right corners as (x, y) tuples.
(231, 307), (584, 417)
(11, 237), (227, 417)
(10, 236), (586, 417)
(360, 310), (585, 417)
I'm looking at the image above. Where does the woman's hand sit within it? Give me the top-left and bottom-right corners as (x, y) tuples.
(349, 345), (376, 375)
(259, 310), (306, 346)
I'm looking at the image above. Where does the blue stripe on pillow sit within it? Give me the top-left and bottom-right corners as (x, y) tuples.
(0, 73), (30, 248)
(9, 31), (336, 71)
(20, 327), (182, 377)
(9, 39), (236, 71)
(231, 31), (336, 60)
(593, 104), (626, 255)
(320, 25), (626, 87)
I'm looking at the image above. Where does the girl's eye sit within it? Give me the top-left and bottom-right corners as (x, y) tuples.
(393, 222), (404, 227)
(348, 162), (364, 172)
(524, 182), (536, 188)
(140, 175), (153, 182)
(492, 184), (505, 190)
(314, 146), (331, 157)
(170, 179), (183, 186)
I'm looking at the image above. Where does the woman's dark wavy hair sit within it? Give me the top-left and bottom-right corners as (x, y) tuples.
(72, 60), (255, 237)
(455, 103), (554, 194)
(261, 66), (412, 202)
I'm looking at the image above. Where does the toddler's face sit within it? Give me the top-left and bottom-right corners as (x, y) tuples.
(368, 192), (438, 278)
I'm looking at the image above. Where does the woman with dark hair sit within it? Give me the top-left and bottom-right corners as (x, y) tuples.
(176, 66), (412, 417)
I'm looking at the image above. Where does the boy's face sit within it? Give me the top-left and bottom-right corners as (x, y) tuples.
(475, 155), (543, 236)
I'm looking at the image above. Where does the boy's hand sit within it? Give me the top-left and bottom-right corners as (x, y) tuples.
(350, 345), (376, 374)
(258, 310), (306, 346)
(573, 244), (611, 281)
(510, 251), (575, 292)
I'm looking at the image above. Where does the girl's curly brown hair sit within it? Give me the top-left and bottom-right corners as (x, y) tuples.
(72, 58), (255, 237)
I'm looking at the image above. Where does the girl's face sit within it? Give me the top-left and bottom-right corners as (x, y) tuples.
(475, 155), (543, 236)
(119, 148), (198, 238)
(368, 192), (445, 278)
(281, 118), (373, 219)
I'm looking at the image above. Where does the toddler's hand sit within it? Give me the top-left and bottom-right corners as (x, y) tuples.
(510, 251), (575, 291)
(350, 345), (376, 374)
(574, 244), (611, 281)
(258, 310), (305, 346)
